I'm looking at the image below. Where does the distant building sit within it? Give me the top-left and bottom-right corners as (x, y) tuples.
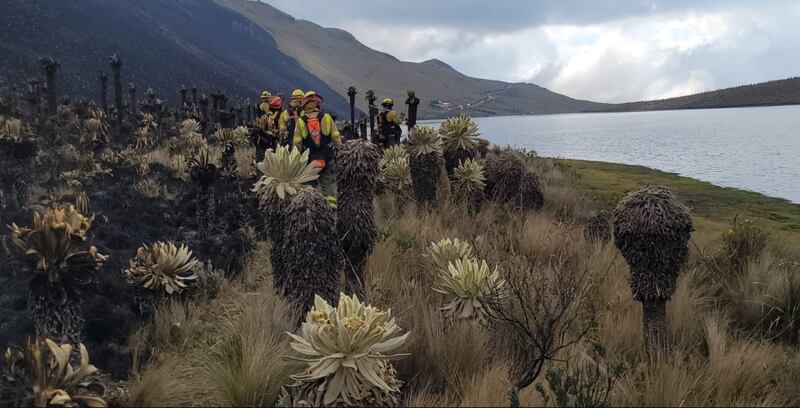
(430, 99), (454, 110)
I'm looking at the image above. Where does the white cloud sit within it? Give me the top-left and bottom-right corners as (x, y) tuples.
(343, 21), (481, 62)
(538, 12), (733, 101)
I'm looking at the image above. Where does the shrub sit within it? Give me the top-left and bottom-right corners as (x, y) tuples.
(432, 258), (505, 324)
(279, 293), (409, 407)
(7, 205), (107, 343)
(721, 218), (769, 270)
(252, 146), (323, 299)
(535, 342), (625, 408)
(612, 185), (693, 352)
(584, 212), (612, 242)
(485, 151), (543, 211)
(439, 114), (480, 174)
(124, 241), (199, 295)
(381, 156), (412, 199)
(1, 338), (107, 407)
(336, 140), (382, 295)
(407, 126), (444, 206)
(425, 238), (475, 271)
(452, 158), (486, 211)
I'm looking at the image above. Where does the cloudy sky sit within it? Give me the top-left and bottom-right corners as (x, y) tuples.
(262, 0), (799, 103)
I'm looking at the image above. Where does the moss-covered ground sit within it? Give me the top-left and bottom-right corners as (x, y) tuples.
(558, 159), (800, 245)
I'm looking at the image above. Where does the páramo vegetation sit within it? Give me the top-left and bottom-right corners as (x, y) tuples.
(1, 56), (799, 407)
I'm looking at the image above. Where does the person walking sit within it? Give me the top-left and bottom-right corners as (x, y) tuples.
(267, 95), (283, 130)
(250, 93), (277, 161)
(377, 98), (403, 148)
(293, 91), (341, 208)
(279, 89), (304, 146)
(405, 90), (420, 132)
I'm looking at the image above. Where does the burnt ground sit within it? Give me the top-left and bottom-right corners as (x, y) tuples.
(0, 142), (264, 379)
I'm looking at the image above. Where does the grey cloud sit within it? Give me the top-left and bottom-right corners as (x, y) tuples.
(259, 0), (800, 102)
(262, 0), (794, 33)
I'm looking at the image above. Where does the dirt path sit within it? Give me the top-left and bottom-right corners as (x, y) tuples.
(470, 83), (513, 107)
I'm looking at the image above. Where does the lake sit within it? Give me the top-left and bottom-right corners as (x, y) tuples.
(424, 105), (800, 203)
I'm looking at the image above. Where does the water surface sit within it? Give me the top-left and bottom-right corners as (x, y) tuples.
(426, 105), (800, 203)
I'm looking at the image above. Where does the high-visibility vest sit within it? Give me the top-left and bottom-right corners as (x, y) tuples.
(296, 112), (338, 164)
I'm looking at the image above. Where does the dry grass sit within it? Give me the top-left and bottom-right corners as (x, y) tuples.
(197, 290), (299, 406)
(134, 177), (169, 199)
(126, 358), (208, 407)
(615, 315), (792, 406)
(126, 152), (800, 407)
(126, 251), (297, 407)
(234, 146), (257, 179)
(405, 364), (542, 407)
(145, 147), (173, 168)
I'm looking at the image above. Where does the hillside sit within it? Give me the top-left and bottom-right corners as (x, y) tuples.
(593, 77), (800, 112)
(215, 0), (606, 119)
(6, 0), (793, 120)
(0, 0), (350, 115)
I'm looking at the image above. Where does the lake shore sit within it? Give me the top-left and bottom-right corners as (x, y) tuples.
(558, 158), (800, 243)
(420, 101), (800, 120)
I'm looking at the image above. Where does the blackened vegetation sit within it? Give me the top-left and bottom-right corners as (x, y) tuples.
(485, 151), (544, 211)
(410, 153), (442, 206)
(612, 185), (693, 352)
(0, 139), (37, 210)
(443, 148), (474, 176)
(83, 163), (258, 377)
(259, 188), (291, 293)
(110, 55), (124, 134)
(336, 140), (381, 295)
(0, 81), (262, 381)
(279, 190), (341, 314)
(39, 57), (60, 116)
(484, 252), (593, 397)
(519, 170), (545, 211)
(9, 242), (103, 347)
(584, 211), (612, 242)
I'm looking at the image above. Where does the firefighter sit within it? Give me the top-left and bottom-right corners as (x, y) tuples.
(279, 89), (304, 146)
(268, 95), (283, 132)
(250, 92), (277, 161)
(377, 98), (403, 148)
(293, 91), (341, 208)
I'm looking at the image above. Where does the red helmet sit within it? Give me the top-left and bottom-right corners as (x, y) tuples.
(268, 96), (283, 110)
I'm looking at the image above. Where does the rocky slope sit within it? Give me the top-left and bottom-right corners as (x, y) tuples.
(215, 0), (606, 118)
(0, 0), (350, 115)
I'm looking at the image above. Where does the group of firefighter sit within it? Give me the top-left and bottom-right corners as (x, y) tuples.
(249, 88), (420, 209)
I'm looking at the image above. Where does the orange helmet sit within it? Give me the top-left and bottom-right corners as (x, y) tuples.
(268, 95), (283, 110)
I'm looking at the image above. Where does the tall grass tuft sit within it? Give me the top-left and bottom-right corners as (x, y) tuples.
(721, 218), (769, 271)
(199, 293), (299, 406)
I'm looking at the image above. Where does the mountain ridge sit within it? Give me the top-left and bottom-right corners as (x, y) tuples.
(0, 0), (351, 115)
(215, 0), (606, 118)
(2, 0), (795, 120)
(589, 77), (800, 112)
